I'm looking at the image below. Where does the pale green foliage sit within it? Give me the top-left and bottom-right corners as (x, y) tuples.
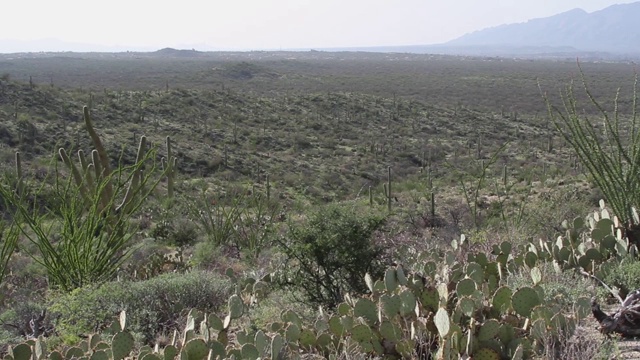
(544, 65), (640, 230)
(0, 219), (19, 285)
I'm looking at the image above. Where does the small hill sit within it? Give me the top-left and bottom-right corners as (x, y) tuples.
(153, 48), (204, 57)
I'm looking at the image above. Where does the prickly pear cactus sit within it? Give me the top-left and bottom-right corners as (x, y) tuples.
(111, 331), (134, 360)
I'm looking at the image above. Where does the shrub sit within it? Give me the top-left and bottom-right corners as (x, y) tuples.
(601, 258), (640, 299)
(276, 203), (387, 309)
(48, 270), (232, 344)
(150, 218), (199, 247)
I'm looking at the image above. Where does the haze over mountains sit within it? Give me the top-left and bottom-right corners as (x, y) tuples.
(320, 2), (640, 59)
(442, 1), (640, 56)
(1, 2), (639, 59)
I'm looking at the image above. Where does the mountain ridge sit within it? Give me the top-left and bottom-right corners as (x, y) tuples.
(446, 2), (640, 54)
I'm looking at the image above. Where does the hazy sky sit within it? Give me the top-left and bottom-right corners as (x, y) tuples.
(0, 0), (637, 52)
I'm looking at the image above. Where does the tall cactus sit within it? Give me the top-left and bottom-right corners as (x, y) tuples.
(383, 166), (392, 212)
(164, 136), (177, 198)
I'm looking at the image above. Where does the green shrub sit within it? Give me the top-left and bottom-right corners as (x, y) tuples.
(506, 262), (594, 308)
(276, 203), (387, 309)
(48, 270), (232, 344)
(601, 258), (640, 299)
(156, 218), (199, 247)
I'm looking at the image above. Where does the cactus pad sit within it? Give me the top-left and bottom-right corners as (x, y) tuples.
(492, 286), (512, 314)
(111, 332), (134, 360)
(380, 294), (402, 317)
(477, 319), (500, 341)
(329, 316), (345, 336)
(396, 265), (408, 285)
(530, 318), (547, 341)
(163, 345), (178, 360)
(351, 324), (373, 343)
(228, 294), (244, 320)
(337, 302), (351, 316)
(421, 286), (440, 312)
(139, 353), (161, 360)
(456, 277), (477, 297)
(434, 308), (450, 338)
(119, 310), (127, 331)
(89, 334), (102, 349)
(424, 261), (437, 276)
(49, 351), (64, 360)
(497, 324), (515, 346)
(271, 334), (283, 360)
(354, 298), (378, 324)
(286, 323), (301, 342)
(379, 320), (402, 342)
(465, 262), (484, 284)
(181, 339), (209, 360)
(11, 344), (31, 360)
(240, 344), (259, 360)
(299, 329), (317, 348)
(511, 287), (540, 317)
(500, 241), (512, 255)
(316, 333), (333, 350)
(365, 273), (374, 293)
(313, 319), (329, 332)
(524, 251), (538, 268)
(437, 283), (449, 303)
(530, 267), (542, 285)
(399, 289), (417, 316)
(458, 296), (475, 317)
(236, 330), (249, 345)
(473, 347), (501, 360)
(384, 268), (398, 292)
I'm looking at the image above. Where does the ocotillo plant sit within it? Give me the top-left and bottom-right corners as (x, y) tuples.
(266, 174), (271, 201)
(58, 109), (151, 218)
(15, 151), (23, 196)
(1, 106), (163, 291)
(58, 106), (114, 212)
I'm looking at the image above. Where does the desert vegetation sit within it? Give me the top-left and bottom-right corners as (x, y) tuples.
(0, 52), (638, 359)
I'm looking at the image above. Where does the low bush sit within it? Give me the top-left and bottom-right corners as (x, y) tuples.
(276, 203), (387, 309)
(48, 270), (232, 345)
(601, 258), (640, 299)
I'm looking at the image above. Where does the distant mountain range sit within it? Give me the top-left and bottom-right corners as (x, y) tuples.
(2, 2), (640, 59)
(442, 2), (640, 56)
(321, 2), (640, 59)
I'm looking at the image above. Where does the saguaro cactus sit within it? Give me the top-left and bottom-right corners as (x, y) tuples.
(163, 136), (178, 198)
(383, 166), (392, 212)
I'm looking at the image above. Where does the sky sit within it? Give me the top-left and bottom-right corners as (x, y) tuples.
(0, 0), (637, 52)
